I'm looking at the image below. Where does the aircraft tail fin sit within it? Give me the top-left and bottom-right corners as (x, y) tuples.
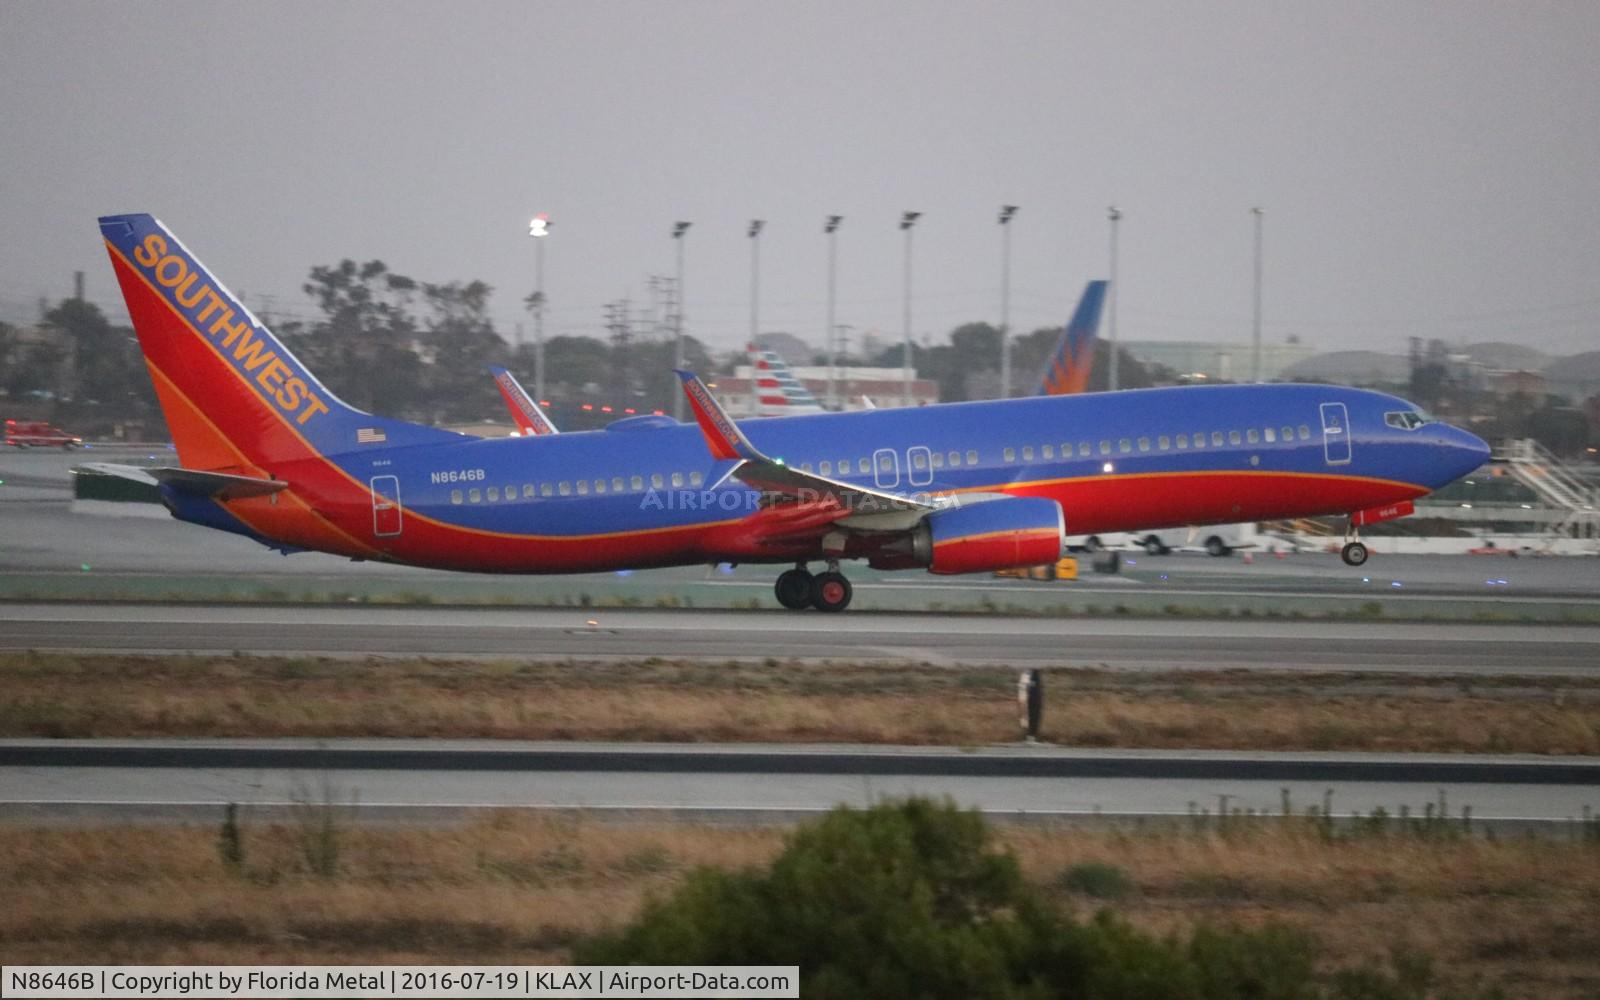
(488, 365), (559, 435)
(1036, 280), (1108, 396)
(99, 213), (461, 472)
(748, 342), (825, 415)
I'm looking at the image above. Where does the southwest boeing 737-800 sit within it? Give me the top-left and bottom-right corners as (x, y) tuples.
(90, 213), (1489, 612)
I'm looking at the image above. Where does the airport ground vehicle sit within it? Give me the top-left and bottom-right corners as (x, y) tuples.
(3, 419), (82, 449)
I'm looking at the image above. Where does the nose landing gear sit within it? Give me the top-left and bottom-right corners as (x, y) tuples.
(1340, 519), (1369, 567)
(773, 561), (854, 612)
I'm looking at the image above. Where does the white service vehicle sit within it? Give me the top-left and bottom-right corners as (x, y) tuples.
(1069, 522), (1259, 557)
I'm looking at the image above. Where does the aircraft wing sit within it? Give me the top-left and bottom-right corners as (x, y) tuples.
(488, 366), (559, 435)
(77, 462), (288, 500)
(675, 370), (936, 515)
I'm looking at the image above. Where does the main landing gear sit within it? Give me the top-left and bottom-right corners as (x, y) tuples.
(774, 562), (854, 612)
(1340, 519), (1369, 567)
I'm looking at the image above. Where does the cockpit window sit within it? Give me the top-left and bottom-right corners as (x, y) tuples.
(1384, 410), (1431, 431)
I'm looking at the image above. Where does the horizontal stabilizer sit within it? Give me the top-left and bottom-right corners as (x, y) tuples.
(77, 462), (287, 500)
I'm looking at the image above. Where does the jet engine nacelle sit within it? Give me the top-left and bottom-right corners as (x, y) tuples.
(882, 496), (1066, 575)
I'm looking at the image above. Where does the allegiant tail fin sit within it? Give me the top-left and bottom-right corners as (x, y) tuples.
(1036, 280), (1108, 396)
(99, 213), (461, 472)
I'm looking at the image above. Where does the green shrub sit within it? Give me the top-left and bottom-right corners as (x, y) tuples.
(573, 798), (1456, 1000)
(1057, 860), (1134, 900)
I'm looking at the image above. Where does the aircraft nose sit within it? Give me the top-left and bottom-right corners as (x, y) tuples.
(1440, 425), (1491, 482)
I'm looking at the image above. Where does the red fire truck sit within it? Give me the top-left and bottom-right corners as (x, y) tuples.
(3, 419), (83, 449)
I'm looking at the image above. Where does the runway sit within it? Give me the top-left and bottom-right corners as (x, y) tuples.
(2, 601), (1598, 674)
(3, 740), (1595, 827)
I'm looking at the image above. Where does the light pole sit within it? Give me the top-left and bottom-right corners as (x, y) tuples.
(900, 211), (921, 407)
(527, 213), (550, 405)
(825, 215), (843, 410)
(748, 220), (765, 348)
(1251, 206), (1264, 383)
(1107, 206), (1121, 391)
(671, 221), (691, 420)
(998, 205), (1017, 398)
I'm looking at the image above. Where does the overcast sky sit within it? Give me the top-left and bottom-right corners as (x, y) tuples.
(4, 1), (1598, 360)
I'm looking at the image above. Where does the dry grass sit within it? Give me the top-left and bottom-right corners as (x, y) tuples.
(3, 651), (1599, 754)
(0, 815), (1595, 997)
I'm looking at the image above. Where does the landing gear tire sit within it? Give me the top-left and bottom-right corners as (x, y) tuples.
(1341, 541), (1369, 567)
(774, 568), (814, 610)
(1143, 536), (1168, 556)
(1205, 536), (1231, 557)
(810, 571), (853, 612)
(1084, 535), (1103, 553)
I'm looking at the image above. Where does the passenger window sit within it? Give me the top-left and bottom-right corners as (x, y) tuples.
(1118, 439), (1132, 454)
(671, 472), (684, 487)
(1247, 429), (1259, 444)
(948, 450), (960, 466)
(469, 488), (482, 503)
(878, 454), (893, 471)
(690, 471), (703, 486)
(630, 476), (643, 491)
(1137, 437), (1150, 452)
(1158, 436), (1170, 450)
(1078, 443), (1090, 457)
(1228, 430), (1242, 445)
(613, 477), (626, 491)
(451, 489), (463, 505)
(1004, 447), (1016, 462)
(838, 458), (849, 472)
(487, 486), (500, 501)
(540, 484), (553, 497)
(1176, 434), (1189, 449)
(523, 484), (536, 499)
(1021, 446), (1034, 461)
(966, 450), (978, 464)
(559, 482), (572, 496)
(819, 461), (832, 475)
(651, 474), (663, 488)
(859, 458), (871, 474)
(1099, 440), (1111, 455)
(576, 481), (588, 495)
(912, 451), (928, 469)
(1193, 433), (1206, 449)
(1211, 432), (1225, 447)
(931, 453), (944, 469)
(800, 463), (812, 473)
(505, 485), (515, 499)
(1298, 425), (1311, 440)
(1042, 444), (1054, 459)
(1264, 427), (1276, 443)
(594, 479), (606, 494)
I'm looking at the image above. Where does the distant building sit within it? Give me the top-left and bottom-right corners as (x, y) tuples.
(1485, 369), (1548, 399)
(713, 365), (938, 415)
(1122, 340), (1316, 382)
(1281, 350), (1410, 385)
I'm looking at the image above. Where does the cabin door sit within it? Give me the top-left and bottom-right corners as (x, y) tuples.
(370, 475), (403, 537)
(1319, 402), (1352, 466)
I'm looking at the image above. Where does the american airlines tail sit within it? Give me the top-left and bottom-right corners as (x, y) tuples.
(748, 343), (825, 416)
(1037, 280), (1108, 396)
(99, 213), (460, 473)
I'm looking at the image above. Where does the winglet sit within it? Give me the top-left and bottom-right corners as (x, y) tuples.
(488, 365), (559, 436)
(674, 370), (760, 462)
